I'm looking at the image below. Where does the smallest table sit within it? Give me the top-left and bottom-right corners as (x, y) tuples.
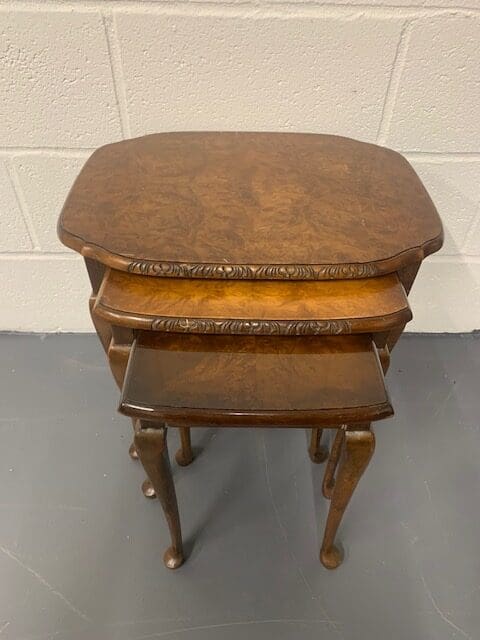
(121, 332), (391, 569)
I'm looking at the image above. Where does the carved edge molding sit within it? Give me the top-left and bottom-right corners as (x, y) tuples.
(127, 260), (379, 280)
(150, 317), (352, 335)
(59, 227), (444, 280)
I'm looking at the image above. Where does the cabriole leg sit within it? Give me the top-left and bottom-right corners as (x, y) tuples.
(134, 423), (184, 569)
(320, 427), (375, 570)
(106, 329), (143, 474)
(129, 438), (139, 460)
(175, 427), (194, 466)
(308, 427), (328, 463)
(322, 428), (345, 499)
(129, 419), (140, 459)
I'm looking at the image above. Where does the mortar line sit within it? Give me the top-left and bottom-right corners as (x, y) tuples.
(4, 160), (40, 251)
(376, 19), (412, 145)
(0, 1), (479, 19)
(102, 12), (131, 138)
(427, 255), (480, 263)
(460, 208), (480, 254)
(0, 252), (79, 260)
(0, 148), (95, 158)
(404, 152), (480, 162)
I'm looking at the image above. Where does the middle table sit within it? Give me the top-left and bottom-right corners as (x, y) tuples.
(94, 268), (411, 337)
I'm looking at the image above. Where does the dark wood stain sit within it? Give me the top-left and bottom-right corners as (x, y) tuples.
(56, 132), (444, 571)
(120, 333), (393, 426)
(59, 132), (443, 280)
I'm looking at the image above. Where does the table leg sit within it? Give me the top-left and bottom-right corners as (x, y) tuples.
(89, 295), (112, 354)
(134, 422), (184, 569)
(320, 427), (375, 569)
(129, 439), (139, 460)
(175, 427), (194, 466)
(106, 331), (142, 466)
(308, 428), (328, 463)
(85, 260), (153, 495)
(322, 428), (345, 499)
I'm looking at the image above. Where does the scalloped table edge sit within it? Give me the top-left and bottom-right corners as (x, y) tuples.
(58, 224), (444, 281)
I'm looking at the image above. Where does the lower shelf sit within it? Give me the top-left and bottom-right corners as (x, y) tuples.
(120, 332), (393, 427)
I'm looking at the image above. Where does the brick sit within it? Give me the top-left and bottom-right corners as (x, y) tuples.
(0, 257), (92, 332)
(410, 160), (480, 255)
(408, 259), (480, 332)
(387, 15), (480, 152)
(0, 10), (122, 147)
(115, 12), (403, 141)
(14, 155), (88, 251)
(0, 161), (32, 251)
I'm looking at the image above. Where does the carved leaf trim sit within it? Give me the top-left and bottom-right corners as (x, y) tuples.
(127, 260), (378, 280)
(150, 317), (352, 335)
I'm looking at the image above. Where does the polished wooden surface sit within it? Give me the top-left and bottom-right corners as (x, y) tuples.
(308, 427), (328, 463)
(120, 332), (392, 426)
(175, 427), (194, 467)
(323, 429), (346, 499)
(134, 424), (184, 569)
(56, 132), (444, 571)
(320, 427), (375, 569)
(59, 132), (443, 280)
(96, 269), (411, 335)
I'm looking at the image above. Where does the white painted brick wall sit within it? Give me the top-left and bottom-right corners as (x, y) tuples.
(0, 0), (478, 333)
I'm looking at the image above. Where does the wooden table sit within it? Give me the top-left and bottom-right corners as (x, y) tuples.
(58, 132), (443, 570)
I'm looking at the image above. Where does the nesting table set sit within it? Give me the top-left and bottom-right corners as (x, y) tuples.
(58, 132), (443, 570)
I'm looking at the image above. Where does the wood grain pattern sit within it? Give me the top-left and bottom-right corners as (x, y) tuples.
(119, 333), (393, 426)
(95, 269), (411, 335)
(55, 132), (445, 572)
(58, 132), (443, 280)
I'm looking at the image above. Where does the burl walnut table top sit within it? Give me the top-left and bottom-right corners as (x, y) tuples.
(59, 132), (443, 281)
(120, 333), (393, 426)
(95, 269), (411, 335)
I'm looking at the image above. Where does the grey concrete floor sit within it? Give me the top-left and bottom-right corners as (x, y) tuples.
(0, 334), (479, 640)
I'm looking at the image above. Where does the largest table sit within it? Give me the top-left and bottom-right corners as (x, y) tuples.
(58, 132), (443, 570)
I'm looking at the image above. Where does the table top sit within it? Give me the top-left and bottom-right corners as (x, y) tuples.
(95, 268), (411, 335)
(120, 333), (393, 426)
(59, 132), (443, 281)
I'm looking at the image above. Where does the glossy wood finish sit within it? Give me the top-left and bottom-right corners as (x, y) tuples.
(322, 429), (346, 499)
(308, 428), (328, 463)
(107, 329), (155, 494)
(320, 427), (375, 569)
(85, 258), (145, 469)
(175, 427), (194, 467)
(57, 132), (444, 572)
(95, 269), (411, 335)
(120, 333), (385, 570)
(134, 424), (184, 569)
(59, 132), (443, 280)
(85, 259), (112, 354)
(120, 332), (392, 426)
(128, 440), (139, 460)
(120, 334), (386, 570)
